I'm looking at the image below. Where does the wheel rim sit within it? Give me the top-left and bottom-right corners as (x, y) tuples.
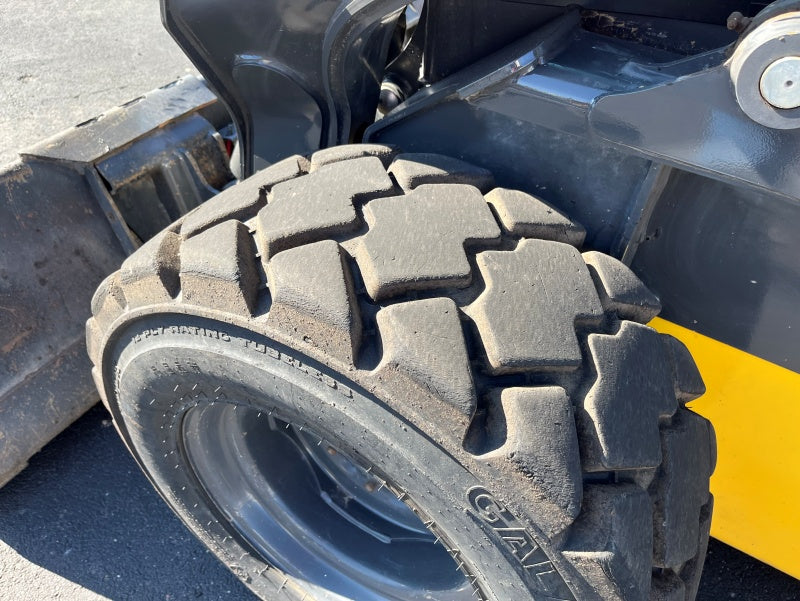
(182, 402), (474, 601)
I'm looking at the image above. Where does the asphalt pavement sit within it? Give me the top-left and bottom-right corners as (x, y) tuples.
(0, 0), (194, 167)
(1, 1), (800, 600)
(0, 406), (255, 601)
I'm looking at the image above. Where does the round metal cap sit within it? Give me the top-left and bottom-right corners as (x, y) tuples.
(730, 11), (800, 128)
(760, 56), (800, 109)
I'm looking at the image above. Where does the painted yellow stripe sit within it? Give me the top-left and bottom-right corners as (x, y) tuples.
(650, 317), (800, 578)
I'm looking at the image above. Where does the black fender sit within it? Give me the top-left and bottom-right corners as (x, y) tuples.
(162, 0), (408, 177)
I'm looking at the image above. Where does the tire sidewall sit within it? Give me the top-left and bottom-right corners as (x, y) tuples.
(108, 314), (564, 601)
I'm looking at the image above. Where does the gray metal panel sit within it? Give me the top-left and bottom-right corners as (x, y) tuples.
(630, 169), (800, 373)
(163, 0), (405, 175)
(591, 67), (800, 199)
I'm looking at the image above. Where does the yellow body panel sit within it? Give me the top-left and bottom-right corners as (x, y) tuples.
(651, 317), (800, 578)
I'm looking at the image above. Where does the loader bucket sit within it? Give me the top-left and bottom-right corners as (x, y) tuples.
(0, 76), (233, 487)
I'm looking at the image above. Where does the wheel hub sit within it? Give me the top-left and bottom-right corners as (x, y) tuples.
(182, 402), (474, 601)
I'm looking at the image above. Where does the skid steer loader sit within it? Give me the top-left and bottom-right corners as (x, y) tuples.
(2, 1), (798, 599)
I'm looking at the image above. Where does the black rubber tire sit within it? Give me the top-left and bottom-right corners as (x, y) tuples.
(87, 145), (715, 601)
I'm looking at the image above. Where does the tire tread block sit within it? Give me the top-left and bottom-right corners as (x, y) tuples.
(91, 366), (108, 409)
(680, 498), (713, 601)
(662, 334), (706, 403)
(375, 298), (477, 419)
(181, 155), (305, 239)
(267, 240), (362, 363)
(583, 322), (677, 470)
(310, 144), (397, 171)
(486, 188), (586, 246)
(180, 220), (259, 316)
(468, 239), (603, 374)
(90, 272), (126, 330)
(582, 252), (661, 323)
(486, 386), (583, 536)
(119, 230), (181, 305)
(85, 318), (103, 366)
(357, 184), (501, 300)
(563, 484), (653, 601)
(255, 157), (394, 259)
(389, 153), (494, 192)
(652, 410), (715, 568)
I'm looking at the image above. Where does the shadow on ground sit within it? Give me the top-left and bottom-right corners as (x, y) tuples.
(0, 404), (255, 600)
(698, 539), (800, 600)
